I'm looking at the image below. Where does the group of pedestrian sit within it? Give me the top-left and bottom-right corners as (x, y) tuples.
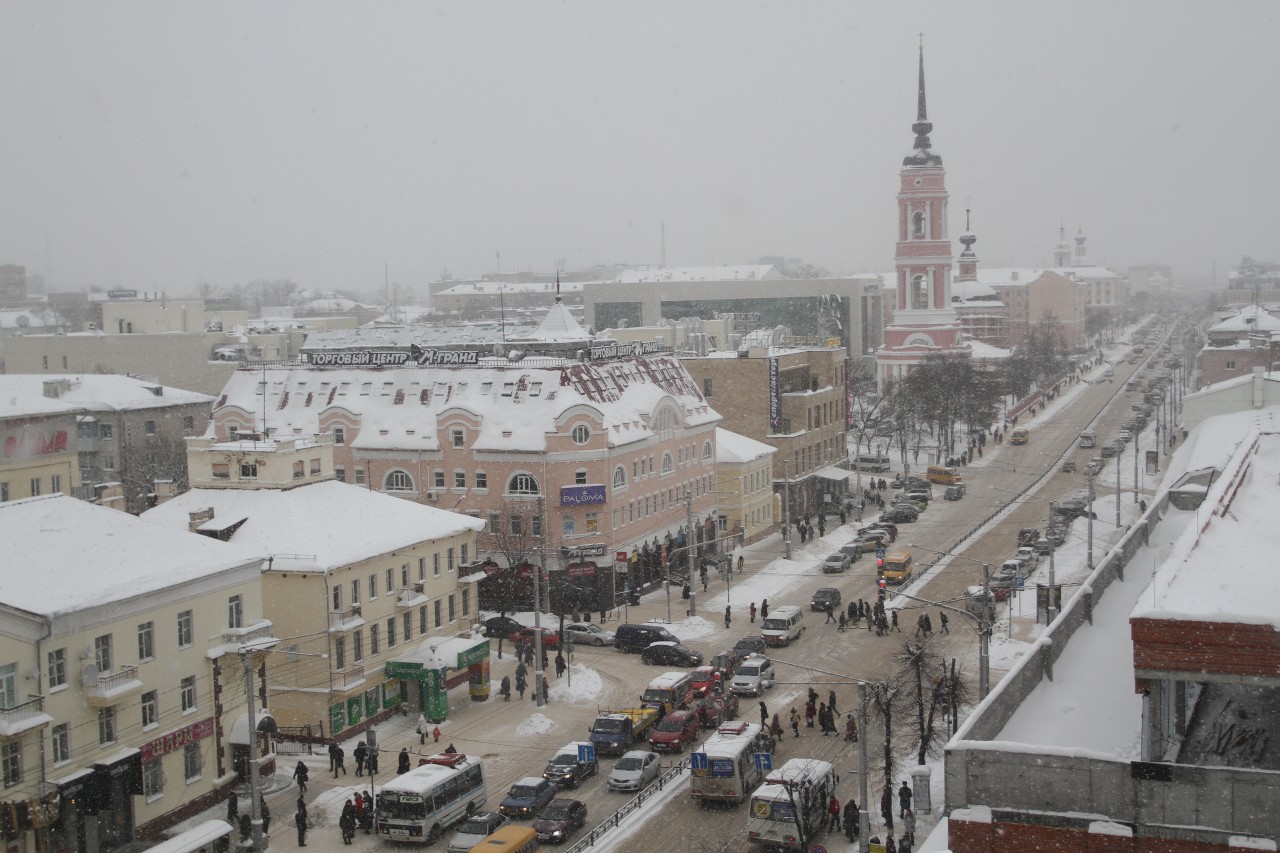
(352, 740), (379, 776)
(338, 791), (375, 844)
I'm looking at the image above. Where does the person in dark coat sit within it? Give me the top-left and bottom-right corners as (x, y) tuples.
(397, 748), (411, 774)
(555, 652), (566, 678)
(259, 795), (271, 837)
(292, 760), (309, 793)
(360, 792), (374, 833)
(295, 804), (307, 847)
(899, 780), (913, 817)
(500, 675), (512, 701)
(759, 700), (768, 727)
(339, 799), (356, 845)
(353, 741), (368, 776)
(843, 798), (859, 841)
(760, 599), (769, 620)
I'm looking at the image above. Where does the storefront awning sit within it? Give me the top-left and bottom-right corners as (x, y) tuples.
(385, 635), (489, 679)
(229, 710), (276, 746)
(816, 465), (852, 482)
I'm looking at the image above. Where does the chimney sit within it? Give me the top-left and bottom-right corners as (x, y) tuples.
(42, 379), (70, 399)
(1254, 366), (1266, 409)
(188, 506), (215, 533)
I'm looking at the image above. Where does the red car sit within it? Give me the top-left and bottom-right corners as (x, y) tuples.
(689, 666), (716, 698)
(648, 710), (701, 753)
(512, 626), (561, 649)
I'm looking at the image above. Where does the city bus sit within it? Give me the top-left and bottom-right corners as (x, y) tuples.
(880, 549), (914, 585)
(469, 825), (539, 853)
(1010, 427), (1030, 445)
(925, 465), (961, 485)
(745, 758), (837, 850)
(377, 753), (487, 843)
(689, 721), (772, 806)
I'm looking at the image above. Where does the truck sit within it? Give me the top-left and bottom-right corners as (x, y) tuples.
(588, 708), (660, 756)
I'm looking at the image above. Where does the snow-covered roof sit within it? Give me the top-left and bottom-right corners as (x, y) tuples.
(0, 308), (62, 331)
(214, 353), (719, 453)
(617, 265), (783, 283)
(522, 301), (591, 342)
(951, 279), (1001, 301)
(142, 480), (484, 573)
(0, 374), (213, 416)
(434, 280), (589, 296)
(715, 428), (775, 464)
(964, 337), (1012, 360)
(304, 323), (544, 350)
(0, 494), (262, 616)
(1207, 304), (1280, 334)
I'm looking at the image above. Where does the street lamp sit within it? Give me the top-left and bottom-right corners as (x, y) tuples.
(237, 638), (281, 853)
(897, 544), (992, 699)
(768, 656), (873, 852)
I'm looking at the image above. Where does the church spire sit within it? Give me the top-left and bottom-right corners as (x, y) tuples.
(904, 37), (943, 167)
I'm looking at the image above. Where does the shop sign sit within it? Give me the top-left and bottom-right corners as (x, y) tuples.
(140, 717), (214, 763)
(560, 485), (606, 506)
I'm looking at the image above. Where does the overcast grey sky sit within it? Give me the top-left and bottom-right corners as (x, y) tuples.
(2, 1), (1276, 296)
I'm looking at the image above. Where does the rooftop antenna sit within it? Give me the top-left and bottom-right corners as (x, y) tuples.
(661, 218), (667, 268)
(261, 362), (269, 441)
(499, 284), (507, 343)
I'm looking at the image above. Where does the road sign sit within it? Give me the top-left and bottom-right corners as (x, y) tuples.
(876, 547), (886, 559)
(753, 752), (772, 772)
(690, 752), (708, 771)
(577, 743), (595, 764)
(810, 846), (827, 853)
(1015, 574), (1025, 588)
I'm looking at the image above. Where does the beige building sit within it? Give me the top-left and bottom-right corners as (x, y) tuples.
(143, 434), (486, 736)
(0, 494), (272, 853)
(681, 342), (850, 519)
(714, 428), (778, 547)
(0, 393), (79, 504)
(989, 270), (1089, 350)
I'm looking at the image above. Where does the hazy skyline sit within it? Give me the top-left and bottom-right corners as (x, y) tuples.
(3, 1), (1276, 297)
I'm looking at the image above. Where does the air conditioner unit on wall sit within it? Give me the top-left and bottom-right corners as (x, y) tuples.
(427, 491), (439, 501)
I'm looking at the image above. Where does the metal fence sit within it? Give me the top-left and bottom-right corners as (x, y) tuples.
(563, 760), (689, 852)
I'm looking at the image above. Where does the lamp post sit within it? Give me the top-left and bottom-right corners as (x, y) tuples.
(899, 544), (991, 699)
(767, 656), (872, 851)
(237, 639), (280, 853)
(782, 459), (792, 561)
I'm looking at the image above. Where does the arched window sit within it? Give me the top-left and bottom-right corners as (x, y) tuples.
(613, 466), (627, 489)
(571, 424), (591, 445)
(384, 470), (414, 492)
(912, 273), (928, 309)
(661, 453), (673, 474)
(912, 210), (925, 238)
(703, 441), (713, 460)
(507, 473), (540, 495)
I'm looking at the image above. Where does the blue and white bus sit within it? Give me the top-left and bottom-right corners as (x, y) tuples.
(376, 753), (487, 843)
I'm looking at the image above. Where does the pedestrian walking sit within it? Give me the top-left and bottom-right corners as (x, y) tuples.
(790, 708), (801, 738)
(361, 791), (374, 834)
(828, 689), (838, 716)
(540, 678), (549, 704)
(899, 780), (913, 818)
(805, 702), (816, 728)
(541, 649), (549, 673)
(327, 742), (339, 775)
(903, 808), (916, 844)
(702, 570), (709, 593)
(758, 700), (769, 727)
(416, 713), (428, 744)
(891, 610), (900, 632)
(339, 800), (356, 845)
(260, 796), (271, 837)
(760, 599), (769, 620)
(725, 606), (732, 630)
(354, 741), (368, 776)
(817, 702), (829, 735)
(227, 792), (239, 824)
(737, 555), (745, 574)
(555, 652), (566, 678)
(770, 713), (784, 741)
(431, 725), (442, 743)
(838, 611), (847, 631)
(366, 747), (378, 776)
(844, 798), (859, 841)
(845, 712), (859, 742)
(295, 805), (307, 847)
(749, 602), (757, 623)
(828, 795), (841, 831)
(500, 675), (511, 701)
(516, 672), (527, 699)
(397, 748), (411, 775)
(333, 745), (346, 777)
(293, 760), (309, 794)
(825, 602), (836, 624)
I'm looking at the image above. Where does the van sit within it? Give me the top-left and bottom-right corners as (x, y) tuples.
(925, 465), (961, 485)
(944, 483), (966, 501)
(760, 606), (804, 647)
(854, 453), (892, 473)
(470, 825), (540, 853)
(879, 549), (914, 585)
(614, 623), (678, 654)
(1009, 427), (1030, 445)
(640, 671), (694, 715)
(1079, 431), (1096, 448)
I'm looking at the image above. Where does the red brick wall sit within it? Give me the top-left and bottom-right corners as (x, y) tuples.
(1132, 617), (1280, 679)
(948, 818), (1243, 853)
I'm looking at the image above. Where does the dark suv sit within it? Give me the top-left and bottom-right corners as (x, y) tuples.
(614, 623), (679, 653)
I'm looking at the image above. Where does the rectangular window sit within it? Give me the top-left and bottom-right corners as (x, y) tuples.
(433, 470), (445, 489)
(448, 595), (456, 623)
(211, 462), (230, 479)
(403, 612), (412, 643)
(334, 427), (345, 445)
(184, 743), (203, 781)
(98, 706), (116, 744)
(461, 588), (470, 617)
(335, 467), (346, 483)
(292, 461), (304, 479)
(387, 567), (394, 593)
(143, 758), (163, 798)
(454, 471), (465, 488)
(563, 514), (576, 535)
(144, 420), (157, 436)
(451, 428), (464, 447)
(1, 483), (8, 501)
(419, 607), (427, 634)
(180, 676), (197, 712)
(368, 574), (377, 599)
(137, 622), (155, 661)
(310, 458), (321, 475)
(417, 558), (425, 581)
(434, 600), (442, 629)
(575, 470), (587, 485)
(488, 512), (500, 533)
(51, 474), (62, 494)
(354, 467), (366, 485)
(460, 544), (468, 564)
(334, 637), (345, 670)
(47, 648), (66, 688)
(353, 630), (363, 662)
(183, 415), (195, 434)
(585, 511), (600, 533)
(433, 554), (440, 577)
(240, 463), (258, 479)
(332, 585), (342, 611)
(387, 618), (397, 648)
(94, 635), (112, 673)
(51, 723), (70, 765)
(475, 471), (488, 490)
(447, 548), (454, 573)
(510, 515), (523, 535)
(351, 580), (360, 606)
(30, 478), (41, 497)
(2, 742), (20, 788)
(532, 514), (542, 537)
(101, 424), (113, 439)
(370, 624), (380, 656)
(228, 595), (243, 629)
(177, 610), (193, 647)
(141, 691), (158, 728)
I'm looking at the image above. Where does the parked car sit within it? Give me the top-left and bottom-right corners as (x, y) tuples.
(564, 623), (615, 647)
(905, 488), (932, 503)
(482, 616), (524, 639)
(733, 635), (767, 657)
(607, 750), (661, 792)
(880, 506), (919, 524)
(1060, 460), (1077, 473)
(447, 812), (509, 853)
(640, 641), (703, 667)
(838, 541), (863, 561)
(648, 710), (701, 753)
(860, 522), (898, 540)
(821, 553), (851, 574)
(500, 776), (557, 818)
(944, 483), (966, 500)
(512, 626), (562, 649)
(1100, 444), (1118, 459)
(810, 587), (842, 612)
(1017, 528), (1040, 546)
(891, 475), (929, 490)
(855, 530), (891, 549)
(533, 798), (588, 844)
(614, 623), (679, 653)
(1033, 538), (1053, 556)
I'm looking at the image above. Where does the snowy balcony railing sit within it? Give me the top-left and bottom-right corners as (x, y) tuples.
(0, 697), (53, 738)
(84, 665), (143, 707)
(332, 664), (366, 691)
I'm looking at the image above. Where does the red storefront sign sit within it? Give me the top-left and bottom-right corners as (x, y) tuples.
(140, 717), (215, 763)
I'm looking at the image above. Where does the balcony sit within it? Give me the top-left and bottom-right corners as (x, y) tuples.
(397, 584), (427, 608)
(329, 605), (364, 633)
(0, 697), (53, 738)
(220, 620), (277, 647)
(332, 663), (366, 692)
(84, 664), (144, 707)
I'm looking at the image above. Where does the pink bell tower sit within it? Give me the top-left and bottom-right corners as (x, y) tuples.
(876, 41), (969, 389)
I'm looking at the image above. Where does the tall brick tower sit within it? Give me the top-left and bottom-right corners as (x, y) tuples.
(876, 43), (969, 389)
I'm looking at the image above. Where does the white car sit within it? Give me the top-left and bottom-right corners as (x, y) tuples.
(564, 622), (615, 647)
(607, 750), (661, 792)
(447, 812), (508, 853)
(729, 654), (775, 696)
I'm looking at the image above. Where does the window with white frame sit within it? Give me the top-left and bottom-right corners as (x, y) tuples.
(370, 624), (380, 655)
(368, 574), (377, 599)
(385, 470), (414, 492)
(662, 453), (673, 474)
(353, 630), (363, 661)
(475, 470), (488, 490)
(461, 588), (470, 616)
(47, 648), (67, 688)
(507, 473), (539, 495)
(2, 741), (20, 788)
(433, 470), (445, 488)
(177, 610), (193, 647)
(183, 743), (203, 781)
(228, 595), (243, 629)
(454, 470), (466, 488)
(563, 514), (575, 536)
(387, 618), (397, 648)
(447, 548), (454, 572)
(180, 676), (197, 712)
(98, 706), (116, 744)
(94, 635), (112, 673)
(571, 424), (590, 444)
(613, 466), (626, 489)
(402, 612), (412, 643)
(141, 691), (158, 729)
(451, 428), (465, 447)
(143, 758), (163, 798)
(51, 723), (70, 765)
(333, 427), (345, 445)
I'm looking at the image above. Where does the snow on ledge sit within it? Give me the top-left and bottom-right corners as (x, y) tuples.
(1230, 838), (1278, 851)
(1089, 821), (1133, 837)
(950, 805), (991, 824)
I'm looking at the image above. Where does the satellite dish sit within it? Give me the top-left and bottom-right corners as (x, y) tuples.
(81, 663), (100, 687)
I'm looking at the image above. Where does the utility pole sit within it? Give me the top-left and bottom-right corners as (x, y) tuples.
(241, 647), (265, 853)
(534, 497), (546, 708)
(1047, 503), (1058, 623)
(1086, 471), (1095, 572)
(1115, 453), (1122, 530)
(979, 563), (991, 698)
(685, 493), (695, 619)
(858, 681), (871, 851)
(782, 460), (792, 560)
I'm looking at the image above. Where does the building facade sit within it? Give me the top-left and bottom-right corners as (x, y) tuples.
(0, 495), (273, 853)
(714, 428), (778, 547)
(0, 394), (79, 504)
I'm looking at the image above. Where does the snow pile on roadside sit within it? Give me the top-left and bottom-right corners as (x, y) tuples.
(516, 713), (557, 737)
(663, 615), (717, 641)
(548, 664), (603, 703)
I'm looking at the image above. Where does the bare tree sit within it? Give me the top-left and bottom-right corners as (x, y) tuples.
(896, 639), (973, 765)
(478, 499), (545, 614)
(867, 678), (912, 835)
